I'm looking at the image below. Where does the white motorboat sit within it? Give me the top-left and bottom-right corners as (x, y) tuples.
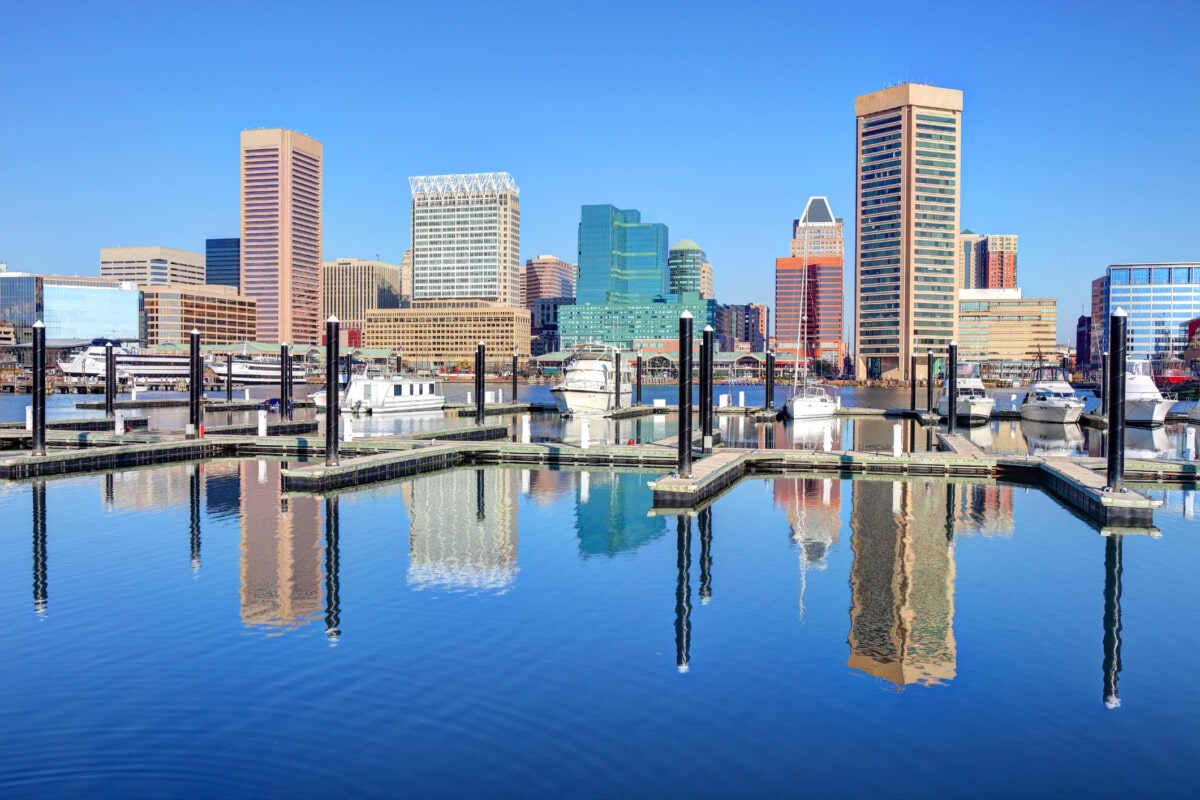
(550, 344), (632, 415)
(936, 362), (995, 424)
(1124, 360), (1175, 426)
(58, 340), (190, 381)
(1021, 420), (1085, 457)
(312, 374), (444, 414)
(1020, 365), (1085, 424)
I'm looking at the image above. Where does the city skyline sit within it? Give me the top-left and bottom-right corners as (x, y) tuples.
(2, 2), (1197, 344)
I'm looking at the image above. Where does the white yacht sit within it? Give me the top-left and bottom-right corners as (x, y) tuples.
(1020, 365), (1085, 424)
(58, 340), (191, 381)
(312, 375), (444, 414)
(550, 345), (632, 415)
(936, 362), (996, 424)
(1124, 360), (1175, 426)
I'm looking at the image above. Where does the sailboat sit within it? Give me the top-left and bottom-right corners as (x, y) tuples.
(785, 219), (837, 420)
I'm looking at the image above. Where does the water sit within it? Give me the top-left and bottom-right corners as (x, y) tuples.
(2, 459), (1199, 797)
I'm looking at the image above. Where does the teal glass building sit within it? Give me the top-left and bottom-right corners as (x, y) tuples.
(563, 205), (713, 348)
(668, 240), (706, 296)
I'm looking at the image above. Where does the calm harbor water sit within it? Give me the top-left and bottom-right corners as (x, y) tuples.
(2, 384), (1200, 796)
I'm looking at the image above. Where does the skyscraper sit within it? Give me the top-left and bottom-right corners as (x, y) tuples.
(957, 230), (982, 290)
(775, 196), (844, 368)
(668, 240), (710, 298)
(977, 234), (1018, 289)
(409, 172), (521, 306)
(206, 238), (241, 290)
(854, 83), (962, 381)
(576, 205), (669, 305)
(239, 128), (323, 344)
(524, 254), (576, 305)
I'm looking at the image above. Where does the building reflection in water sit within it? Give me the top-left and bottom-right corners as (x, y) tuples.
(774, 477), (841, 621)
(403, 468), (518, 592)
(574, 471), (666, 557)
(238, 460), (324, 631)
(951, 483), (1015, 536)
(848, 480), (957, 687)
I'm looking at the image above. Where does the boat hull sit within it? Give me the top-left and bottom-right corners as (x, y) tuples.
(1020, 401), (1084, 424)
(1125, 398), (1174, 426)
(936, 396), (995, 423)
(785, 396), (836, 420)
(551, 386), (632, 415)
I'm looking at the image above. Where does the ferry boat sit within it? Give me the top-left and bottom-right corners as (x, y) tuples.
(935, 362), (995, 424)
(57, 340), (190, 381)
(312, 374), (444, 414)
(210, 354), (308, 385)
(550, 344), (632, 415)
(1020, 365), (1085, 424)
(1125, 360), (1175, 426)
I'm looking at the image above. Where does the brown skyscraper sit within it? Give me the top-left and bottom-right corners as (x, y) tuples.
(240, 128), (323, 344)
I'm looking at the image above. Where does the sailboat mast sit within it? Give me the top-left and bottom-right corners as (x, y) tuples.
(792, 226), (809, 392)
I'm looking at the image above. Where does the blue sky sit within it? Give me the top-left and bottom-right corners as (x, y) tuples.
(2, 0), (1197, 343)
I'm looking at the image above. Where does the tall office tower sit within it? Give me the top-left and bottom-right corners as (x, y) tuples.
(100, 246), (205, 285)
(524, 254), (576, 305)
(977, 234), (1018, 289)
(1090, 275), (1109, 369)
(1101, 263), (1200, 360)
(576, 204), (668, 305)
(775, 197), (844, 366)
(240, 128), (323, 344)
(320, 257), (402, 329)
(854, 84), (962, 381)
(206, 238), (241, 289)
(668, 240), (713, 298)
(748, 303), (769, 351)
(409, 172), (521, 306)
(957, 230), (982, 290)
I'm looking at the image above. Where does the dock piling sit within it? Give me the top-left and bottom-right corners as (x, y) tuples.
(280, 343), (291, 421)
(1101, 350), (1109, 417)
(677, 311), (694, 477)
(613, 346), (622, 410)
(765, 351), (775, 413)
(512, 349), (519, 407)
(1107, 310), (1127, 491)
(188, 329), (202, 438)
(32, 321), (46, 456)
(104, 342), (116, 417)
(636, 352), (643, 405)
(909, 353), (917, 411)
(926, 349), (934, 412)
(325, 315), (340, 466)
(701, 326), (714, 453)
(947, 341), (958, 435)
(475, 342), (485, 425)
(225, 353), (232, 402)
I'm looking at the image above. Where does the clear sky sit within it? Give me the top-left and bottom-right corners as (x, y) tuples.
(2, 0), (1197, 343)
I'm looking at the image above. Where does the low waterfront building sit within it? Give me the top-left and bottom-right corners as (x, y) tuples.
(100, 245), (206, 286)
(558, 293), (716, 350)
(957, 288), (1056, 381)
(364, 300), (530, 370)
(0, 273), (141, 343)
(141, 283), (257, 345)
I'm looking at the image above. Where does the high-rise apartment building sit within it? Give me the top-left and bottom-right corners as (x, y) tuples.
(320, 257), (402, 329)
(977, 234), (1017, 288)
(206, 238), (241, 290)
(100, 246), (205, 286)
(1090, 275), (1109, 368)
(400, 248), (413, 301)
(957, 230), (982, 290)
(409, 172), (521, 306)
(524, 255), (576, 305)
(776, 197), (844, 367)
(854, 83), (962, 381)
(668, 240), (711, 298)
(240, 128), (323, 344)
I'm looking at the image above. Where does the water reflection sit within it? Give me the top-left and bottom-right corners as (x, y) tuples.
(675, 515), (691, 673)
(189, 465), (201, 572)
(574, 471), (666, 557)
(775, 477), (841, 622)
(1103, 534), (1123, 709)
(848, 480), (957, 687)
(404, 468), (518, 592)
(32, 481), (46, 616)
(324, 495), (341, 643)
(1021, 421), (1085, 457)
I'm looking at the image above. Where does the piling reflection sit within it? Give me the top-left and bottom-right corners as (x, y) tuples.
(324, 495), (341, 643)
(1103, 534), (1123, 709)
(675, 515), (692, 673)
(32, 481), (46, 616)
(848, 480), (957, 687)
(403, 468), (518, 592)
(698, 507), (713, 604)
(189, 466), (201, 572)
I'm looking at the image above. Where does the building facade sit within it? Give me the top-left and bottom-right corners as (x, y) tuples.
(1075, 315), (1092, 372)
(957, 288), (1057, 380)
(364, 301), (531, 368)
(777, 196), (844, 368)
(320, 258), (402, 329)
(206, 238), (241, 290)
(0, 273), (141, 343)
(576, 205), (669, 306)
(141, 284), (257, 345)
(559, 295), (717, 350)
(668, 240), (709, 297)
(100, 246), (205, 286)
(409, 173), (521, 306)
(524, 255), (576, 305)
(854, 83), (962, 381)
(240, 128), (323, 344)
(1090, 275), (1109, 367)
(977, 234), (1018, 289)
(957, 230), (982, 290)
(1100, 263), (1200, 362)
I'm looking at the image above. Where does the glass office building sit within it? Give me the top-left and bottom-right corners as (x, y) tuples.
(1103, 263), (1200, 361)
(559, 293), (716, 350)
(0, 274), (141, 343)
(206, 238), (241, 290)
(577, 205), (669, 306)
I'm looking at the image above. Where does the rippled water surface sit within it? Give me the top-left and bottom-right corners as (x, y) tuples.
(2, 456), (1200, 798)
